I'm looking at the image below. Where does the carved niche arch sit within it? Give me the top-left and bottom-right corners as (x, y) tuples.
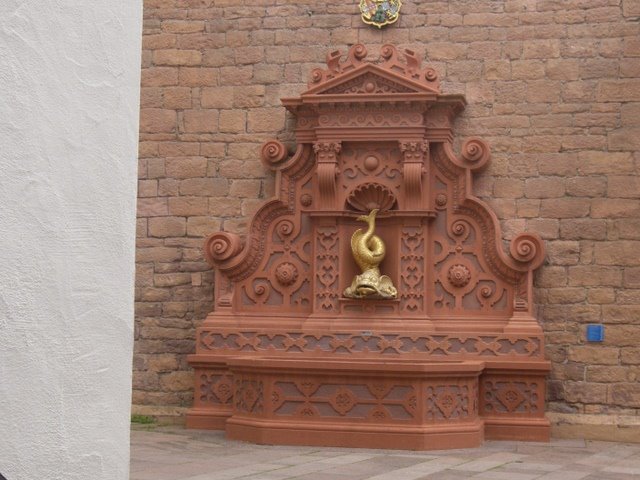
(189, 44), (550, 450)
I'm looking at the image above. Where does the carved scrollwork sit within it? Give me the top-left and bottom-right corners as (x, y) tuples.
(341, 146), (402, 194)
(350, 43), (368, 61)
(510, 233), (545, 270)
(246, 279), (271, 304)
(204, 232), (243, 265)
(479, 286), (493, 298)
(440, 139), (490, 176)
(380, 44), (439, 89)
(307, 44), (439, 93)
(424, 67), (438, 82)
(460, 138), (490, 170)
(275, 218), (295, 240)
(310, 68), (324, 85)
(260, 140), (288, 170)
(432, 208), (513, 313)
(208, 144), (314, 285)
(449, 219), (472, 242)
(309, 44), (368, 86)
(380, 44), (397, 61)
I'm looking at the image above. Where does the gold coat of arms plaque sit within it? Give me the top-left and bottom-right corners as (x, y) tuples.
(359, 0), (402, 28)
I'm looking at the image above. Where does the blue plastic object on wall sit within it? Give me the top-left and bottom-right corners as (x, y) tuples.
(586, 324), (604, 342)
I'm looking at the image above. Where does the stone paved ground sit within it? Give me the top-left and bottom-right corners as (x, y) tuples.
(130, 426), (640, 480)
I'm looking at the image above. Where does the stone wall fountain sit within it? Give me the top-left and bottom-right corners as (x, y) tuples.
(187, 44), (549, 450)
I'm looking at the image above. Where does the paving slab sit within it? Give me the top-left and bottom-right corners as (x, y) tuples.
(130, 426), (640, 480)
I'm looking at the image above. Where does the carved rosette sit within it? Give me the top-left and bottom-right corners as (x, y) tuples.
(300, 194), (312, 207)
(447, 264), (471, 288)
(275, 262), (298, 286)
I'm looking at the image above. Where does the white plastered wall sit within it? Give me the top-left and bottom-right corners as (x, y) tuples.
(0, 1), (142, 479)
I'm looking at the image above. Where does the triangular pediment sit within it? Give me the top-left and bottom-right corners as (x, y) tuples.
(303, 63), (439, 97)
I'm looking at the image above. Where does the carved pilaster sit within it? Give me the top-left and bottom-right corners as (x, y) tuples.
(314, 222), (340, 313)
(504, 233), (546, 334)
(314, 141), (341, 210)
(400, 141), (428, 209)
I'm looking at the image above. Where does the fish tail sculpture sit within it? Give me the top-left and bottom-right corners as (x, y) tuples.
(344, 209), (398, 299)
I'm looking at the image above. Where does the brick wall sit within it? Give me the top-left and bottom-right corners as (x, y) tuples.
(135, 0), (640, 430)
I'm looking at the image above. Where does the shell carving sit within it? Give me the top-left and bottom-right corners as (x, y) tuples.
(347, 183), (396, 212)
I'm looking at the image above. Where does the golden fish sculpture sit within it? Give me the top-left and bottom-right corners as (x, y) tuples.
(344, 209), (398, 299)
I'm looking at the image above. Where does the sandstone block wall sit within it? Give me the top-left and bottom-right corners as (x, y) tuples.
(135, 0), (640, 432)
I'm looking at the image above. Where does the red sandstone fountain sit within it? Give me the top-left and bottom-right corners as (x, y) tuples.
(187, 44), (549, 450)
